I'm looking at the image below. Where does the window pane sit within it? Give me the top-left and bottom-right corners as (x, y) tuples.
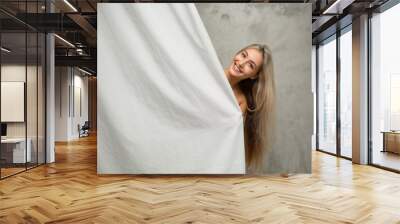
(1, 31), (27, 178)
(27, 31), (38, 169)
(318, 37), (337, 154)
(340, 29), (352, 158)
(312, 45), (317, 150)
(38, 32), (46, 165)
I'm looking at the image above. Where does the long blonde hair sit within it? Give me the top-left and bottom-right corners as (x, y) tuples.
(236, 43), (275, 173)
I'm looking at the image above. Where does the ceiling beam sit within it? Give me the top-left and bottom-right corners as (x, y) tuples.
(67, 13), (97, 44)
(55, 55), (96, 70)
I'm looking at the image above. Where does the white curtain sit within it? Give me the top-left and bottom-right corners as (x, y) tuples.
(98, 3), (245, 174)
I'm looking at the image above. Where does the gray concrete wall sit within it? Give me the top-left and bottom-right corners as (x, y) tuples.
(196, 3), (313, 173)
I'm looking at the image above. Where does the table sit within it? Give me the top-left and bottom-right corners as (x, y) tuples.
(1, 138), (32, 163)
(381, 131), (400, 154)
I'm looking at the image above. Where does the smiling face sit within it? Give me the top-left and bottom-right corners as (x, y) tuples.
(228, 48), (264, 81)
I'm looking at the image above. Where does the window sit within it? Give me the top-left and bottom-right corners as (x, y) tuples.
(340, 28), (352, 158)
(371, 2), (400, 171)
(317, 36), (337, 154)
(0, 1), (47, 179)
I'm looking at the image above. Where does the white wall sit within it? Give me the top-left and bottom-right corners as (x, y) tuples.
(55, 67), (69, 141)
(71, 72), (89, 138)
(55, 67), (89, 141)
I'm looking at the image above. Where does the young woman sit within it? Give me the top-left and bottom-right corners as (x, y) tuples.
(223, 43), (275, 173)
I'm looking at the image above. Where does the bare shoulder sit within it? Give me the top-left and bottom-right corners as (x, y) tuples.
(236, 91), (247, 115)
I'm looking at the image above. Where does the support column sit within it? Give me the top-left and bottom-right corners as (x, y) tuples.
(352, 14), (369, 164)
(46, 1), (55, 163)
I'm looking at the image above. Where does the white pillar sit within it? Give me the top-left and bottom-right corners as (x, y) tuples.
(352, 14), (369, 164)
(46, 1), (55, 163)
(46, 33), (55, 163)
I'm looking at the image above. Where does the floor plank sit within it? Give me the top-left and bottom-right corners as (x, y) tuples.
(1, 134), (400, 223)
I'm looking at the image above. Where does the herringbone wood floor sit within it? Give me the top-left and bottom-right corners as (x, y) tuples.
(1, 135), (400, 224)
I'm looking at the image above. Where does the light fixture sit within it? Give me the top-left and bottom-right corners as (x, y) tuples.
(76, 48), (86, 56)
(78, 67), (93, 76)
(322, 0), (355, 15)
(323, 0), (341, 14)
(1, 47), (11, 53)
(54, 34), (75, 48)
(63, 0), (78, 12)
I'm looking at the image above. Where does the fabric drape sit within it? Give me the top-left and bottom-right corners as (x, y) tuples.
(98, 3), (245, 174)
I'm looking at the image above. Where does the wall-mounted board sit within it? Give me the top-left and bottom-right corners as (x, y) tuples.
(1, 82), (25, 122)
